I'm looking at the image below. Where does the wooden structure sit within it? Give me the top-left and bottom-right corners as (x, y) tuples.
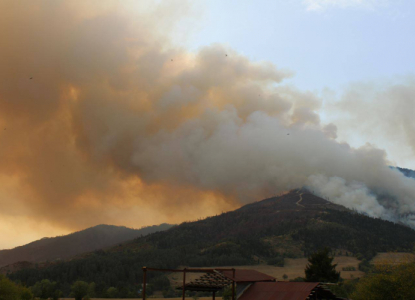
(141, 267), (276, 300)
(141, 267), (344, 300)
(142, 267), (236, 300)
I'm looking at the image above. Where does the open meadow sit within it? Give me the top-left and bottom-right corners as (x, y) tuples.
(371, 252), (415, 265)
(167, 255), (364, 286)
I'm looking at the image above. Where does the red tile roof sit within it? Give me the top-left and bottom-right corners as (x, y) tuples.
(238, 282), (320, 300)
(219, 269), (276, 283)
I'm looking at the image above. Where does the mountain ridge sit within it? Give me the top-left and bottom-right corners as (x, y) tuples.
(6, 190), (415, 296)
(0, 223), (173, 269)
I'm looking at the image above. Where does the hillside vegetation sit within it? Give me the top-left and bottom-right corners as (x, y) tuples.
(0, 224), (173, 269)
(397, 167), (415, 179)
(7, 190), (415, 297)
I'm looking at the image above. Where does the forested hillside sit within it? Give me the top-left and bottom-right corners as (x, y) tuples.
(397, 167), (415, 179)
(0, 224), (173, 268)
(7, 190), (415, 297)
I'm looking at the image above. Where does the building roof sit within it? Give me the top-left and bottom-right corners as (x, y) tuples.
(238, 282), (322, 300)
(181, 271), (233, 292)
(220, 269), (276, 283)
(178, 269), (276, 292)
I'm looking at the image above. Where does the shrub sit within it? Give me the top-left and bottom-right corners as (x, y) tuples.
(352, 262), (415, 300)
(267, 257), (285, 267)
(282, 274), (288, 280)
(71, 281), (89, 300)
(305, 247), (340, 283)
(0, 275), (33, 300)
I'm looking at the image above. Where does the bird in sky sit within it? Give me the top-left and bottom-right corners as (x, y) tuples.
(30, 77), (33, 79)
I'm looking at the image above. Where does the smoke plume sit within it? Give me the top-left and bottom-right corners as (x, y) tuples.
(0, 0), (414, 245)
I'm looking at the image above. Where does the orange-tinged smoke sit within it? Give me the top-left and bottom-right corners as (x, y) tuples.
(0, 0), (269, 246)
(1, 0), (415, 249)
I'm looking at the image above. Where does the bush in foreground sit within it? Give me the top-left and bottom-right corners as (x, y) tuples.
(0, 274), (33, 300)
(352, 261), (415, 300)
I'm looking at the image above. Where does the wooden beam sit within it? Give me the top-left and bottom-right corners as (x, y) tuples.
(182, 268), (186, 300)
(232, 268), (235, 300)
(145, 267), (235, 273)
(142, 267), (147, 300)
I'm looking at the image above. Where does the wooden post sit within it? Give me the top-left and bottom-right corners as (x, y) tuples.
(212, 291), (216, 300)
(142, 267), (147, 300)
(232, 268), (235, 300)
(182, 268), (186, 300)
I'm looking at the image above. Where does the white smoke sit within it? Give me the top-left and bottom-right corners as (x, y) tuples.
(0, 0), (414, 233)
(306, 174), (388, 217)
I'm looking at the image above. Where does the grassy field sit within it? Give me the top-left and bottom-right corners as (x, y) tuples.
(168, 255), (364, 286)
(371, 252), (415, 265)
(63, 254), (415, 299)
(64, 253), (415, 299)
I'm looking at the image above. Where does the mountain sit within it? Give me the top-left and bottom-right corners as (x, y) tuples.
(7, 190), (415, 297)
(0, 223), (173, 268)
(397, 167), (415, 179)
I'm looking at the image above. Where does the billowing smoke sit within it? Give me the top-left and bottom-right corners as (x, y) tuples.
(324, 78), (415, 168)
(0, 0), (414, 240)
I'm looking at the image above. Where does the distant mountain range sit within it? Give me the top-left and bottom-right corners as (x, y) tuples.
(0, 223), (173, 269)
(7, 189), (415, 297)
(397, 167), (415, 179)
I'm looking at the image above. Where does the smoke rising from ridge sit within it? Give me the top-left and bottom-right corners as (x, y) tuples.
(0, 0), (414, 241)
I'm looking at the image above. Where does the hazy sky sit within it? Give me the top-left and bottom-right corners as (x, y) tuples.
(192, 0), (415, 90)
(0, 0), (414, 249)
(188, 0), (415, 167)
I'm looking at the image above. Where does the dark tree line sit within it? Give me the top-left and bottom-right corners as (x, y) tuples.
(8, 192), (415, 297)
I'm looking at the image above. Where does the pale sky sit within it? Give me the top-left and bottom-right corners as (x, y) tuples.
(185, 0), (415, 168)
(188, 0), (415, 91)
(0, 0), (414, 249)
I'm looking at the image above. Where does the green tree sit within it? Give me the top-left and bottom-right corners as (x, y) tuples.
(19, 286), (33, 300)
(71, 281), (89, 300)
(162, 287), (176, 298)
(0, 275), (20, 300)
(329, 278), (359, 299)
(30, 279), (56, 299)
(192, 293), (199, 300)
(305, 247), (340, 283)
(106, 287), (118, 298)
(352, 262), (415, 300)
(267, 257), (284, 267)
(222, 286), (236, 300)
(0, 275), (33, 300)
(282, 274), (288, 280)
(53, 289), (63, 300)
(87, 282), (96, 298)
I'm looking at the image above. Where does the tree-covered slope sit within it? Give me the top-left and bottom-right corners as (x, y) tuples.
(7, 190), (415, 297)
(0, 224), (173, 268)
(397, 166), (415, 179)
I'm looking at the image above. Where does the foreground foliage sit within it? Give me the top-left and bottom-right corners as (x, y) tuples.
(0, 275), (32, 300)
(305, 248), (340, 283)
(30, 279), (62, 300)
(351, 261), (415, 300)
(6, 191), (415, 297)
